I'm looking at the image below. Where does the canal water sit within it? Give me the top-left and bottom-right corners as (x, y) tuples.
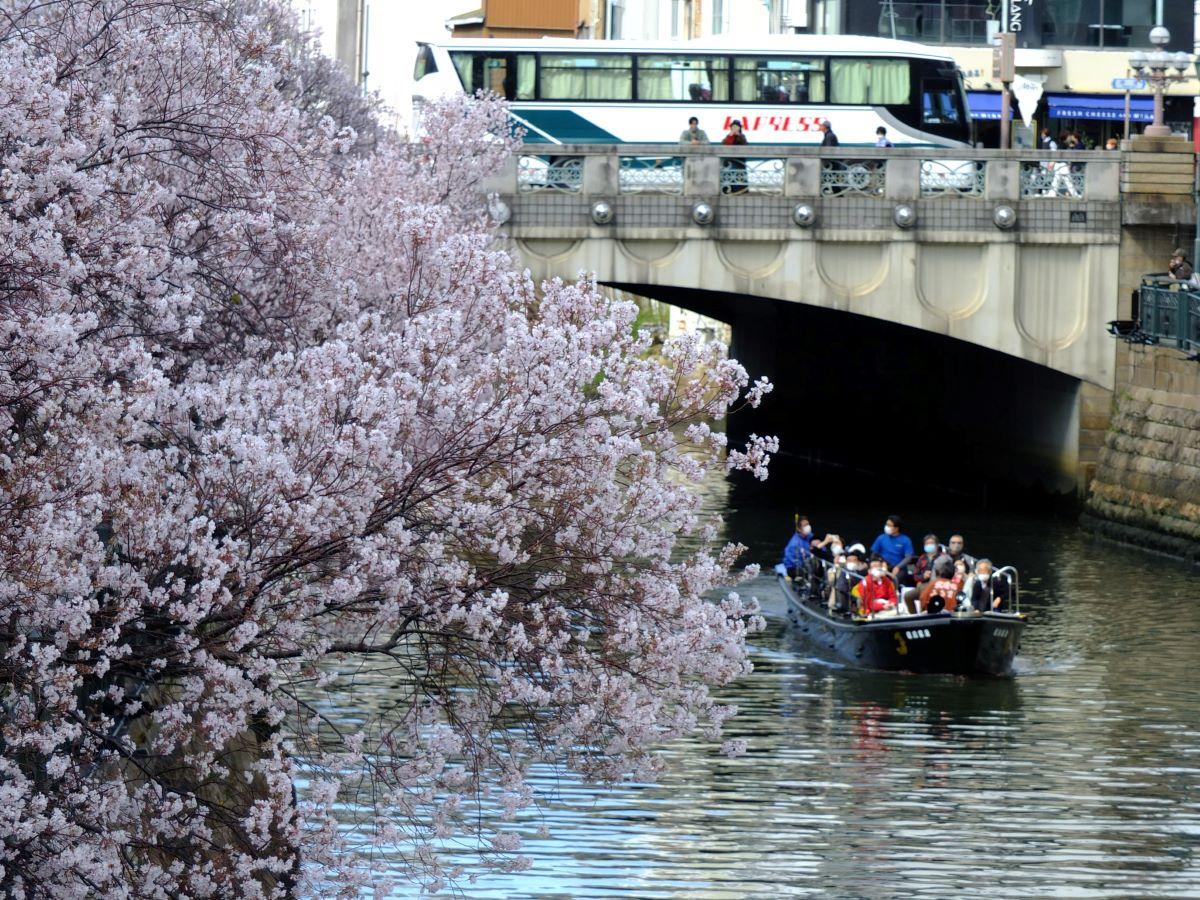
(331, 463), (1200, 897)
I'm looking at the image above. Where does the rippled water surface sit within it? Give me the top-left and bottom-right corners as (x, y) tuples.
(354, 471), (1200, 897)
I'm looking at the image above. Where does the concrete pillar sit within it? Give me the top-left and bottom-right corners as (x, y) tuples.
(583, 154), (619, 196)
(481, 156), (519, 196)
(335, 0), (364, 84)
(785, 158), (821, 197)
(686, 155), (720, 195)
(885, 158), (920, 201)
(985, 159), (1020, 202)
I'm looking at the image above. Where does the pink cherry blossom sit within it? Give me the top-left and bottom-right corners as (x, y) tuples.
(0, 1), (774, 895)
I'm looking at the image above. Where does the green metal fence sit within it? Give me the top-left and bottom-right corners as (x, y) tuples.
(1139, 277), (1200, 353)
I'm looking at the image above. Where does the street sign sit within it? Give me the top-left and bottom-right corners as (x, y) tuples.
(992, 32), (1015, 82)
(1112, 77), (1147, 90)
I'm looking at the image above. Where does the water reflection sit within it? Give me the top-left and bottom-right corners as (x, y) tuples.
(322, 463), (1200, 897)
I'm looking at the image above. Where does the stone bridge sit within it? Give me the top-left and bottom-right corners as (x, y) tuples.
(486, 140), (1194, 494)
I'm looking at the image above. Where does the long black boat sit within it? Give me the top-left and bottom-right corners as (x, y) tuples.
(780, 571), (1027, 676)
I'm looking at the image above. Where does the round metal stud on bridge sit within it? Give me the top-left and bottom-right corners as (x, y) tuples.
(590, 200), (614, 225)
(992, 204), (1017, 230)
(792, 203), (817, 228)
(691, 202), (715, 226)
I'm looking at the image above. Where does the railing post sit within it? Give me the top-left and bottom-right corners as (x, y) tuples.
(686, 155), (721, 195)
(985, 158), (1020, 202)
(582, 153), (619, 196)
(482, 155), (519, 196)
(786, 156), (821, 198)
(885, 158), (920, 201)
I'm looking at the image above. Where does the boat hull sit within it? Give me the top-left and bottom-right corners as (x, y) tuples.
(780, 575), (1025, 676)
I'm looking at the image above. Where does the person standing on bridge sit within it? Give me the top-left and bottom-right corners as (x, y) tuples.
(875, 126), (893, 148)
(820, 120), (839, 147)
(1169, 249), (1193, 282)
(722, 119), (748, 145)
(679, 116), (710, 145)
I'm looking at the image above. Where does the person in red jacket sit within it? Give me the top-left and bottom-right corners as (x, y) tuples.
(857, 555), (898, 615)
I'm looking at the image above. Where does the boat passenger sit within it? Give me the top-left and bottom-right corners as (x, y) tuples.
(912, 534), (940, 585)
(830, 547), (865, 616)
(953, 558), (969, 582)
(780, 515), (813, 579)
(858, 554), (898, 615)
(870, 514), (914, 573)
(810, 532), (844, 562)
(947, 534), (975, 570)
(919, 555), (961, 613)
(962, 559), (1012, 612)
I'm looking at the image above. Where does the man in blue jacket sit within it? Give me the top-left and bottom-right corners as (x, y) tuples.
(870, 514), (913, 573)
(780, 515), (814, 579)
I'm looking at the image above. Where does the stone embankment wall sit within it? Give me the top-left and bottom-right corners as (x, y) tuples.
(1083, 345), (1200, 562)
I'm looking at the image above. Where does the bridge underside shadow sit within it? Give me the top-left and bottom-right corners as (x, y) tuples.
(608, 283), (1085, 504)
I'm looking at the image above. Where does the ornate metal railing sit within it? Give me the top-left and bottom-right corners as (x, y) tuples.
(920, 159), (985, 198)
(1020, 160), (1086, 198)
(720, 158), (785, 195)
(619, 156), (684, 194)
(1138, 277), (1200, 352)
(820, 159), (886, 197)
(517, 155), (583, 192)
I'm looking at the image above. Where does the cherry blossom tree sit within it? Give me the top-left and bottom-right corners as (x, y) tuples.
(0, 1), (775, 895)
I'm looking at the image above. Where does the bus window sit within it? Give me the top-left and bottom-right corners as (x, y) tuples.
(483, 56), (509, 96)
(733, 57), (825, 104)
(414, 44), (438, 81)
(831, 58), (910, 104)
(636, 55), (729, 102)
(516, 54), (535, 99)
(540, 54), (632, 101)
(450, 51), (475, 92)
(922, 81), (962, 125)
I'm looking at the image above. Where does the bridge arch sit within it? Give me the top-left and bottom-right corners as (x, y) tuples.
(609, 284), (1097, 497)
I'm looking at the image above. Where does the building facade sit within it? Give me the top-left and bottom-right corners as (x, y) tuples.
(825, 0), (1197, 144)
(448, 0), (606, 39)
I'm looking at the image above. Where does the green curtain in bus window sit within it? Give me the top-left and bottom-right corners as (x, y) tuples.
(637, 57), (729, 101)
(868, 59), (909, 104)
(450, 52), (475, 93)
(540, 55), (633, 100)
(516, 55), (536, 99)
(734, 58), (825, 103)
(832, 59), (909, 104)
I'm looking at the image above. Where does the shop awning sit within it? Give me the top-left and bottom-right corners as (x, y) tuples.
(1047, 93), (1154, 122)
(966, 92), (1012, 120)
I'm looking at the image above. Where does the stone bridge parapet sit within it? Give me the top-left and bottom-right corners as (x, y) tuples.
(489, 144), (1128, 390)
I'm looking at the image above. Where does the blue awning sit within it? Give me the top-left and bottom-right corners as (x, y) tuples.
(966, 92), (1011, 121)
(1047, 93), (1154, 122)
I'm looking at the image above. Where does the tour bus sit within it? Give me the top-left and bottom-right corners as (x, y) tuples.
(412, 35), (971, 148)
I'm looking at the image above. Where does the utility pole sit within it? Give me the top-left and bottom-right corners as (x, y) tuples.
(994, 31), (1015, 149)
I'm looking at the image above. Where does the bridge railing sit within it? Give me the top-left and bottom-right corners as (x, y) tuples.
(1137, 276), (1200, 352)
(497, 145), (1120, 207)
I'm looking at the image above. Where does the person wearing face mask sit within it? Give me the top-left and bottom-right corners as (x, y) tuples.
(810, 532), (844, 563)
(912, 534), (941, 585)
(870, 514), (914, 573)
(962, 558), (1011, 612)
(831, 546), (866, 616)
(946, 534), (975, 571)
(900, 534), (940, 612)
(857, 554), (898, 616)
(780, 514), (814, 580)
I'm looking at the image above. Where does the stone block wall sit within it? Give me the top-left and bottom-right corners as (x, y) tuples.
(1083, 344), (1200, 561)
